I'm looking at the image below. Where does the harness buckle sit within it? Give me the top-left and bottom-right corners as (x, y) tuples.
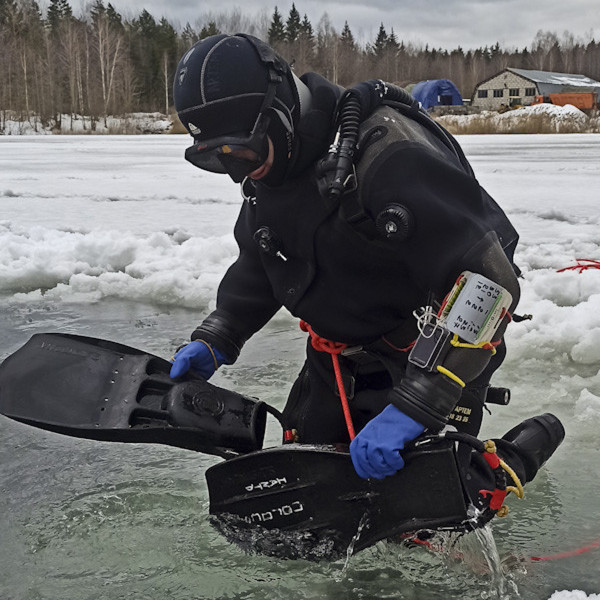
(341, 345), (364, 357)
(343, 164), (358, 193)
(341, 345), (379, 367)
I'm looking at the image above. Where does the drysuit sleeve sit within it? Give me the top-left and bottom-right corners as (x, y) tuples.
(361, 141), (520, 430)
(191, 202), (282, 363)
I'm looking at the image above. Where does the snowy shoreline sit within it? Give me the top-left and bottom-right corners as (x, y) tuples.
(436, 103), (600, 134)
(0, 112), (174, 136)
(2, 104), (599, 136)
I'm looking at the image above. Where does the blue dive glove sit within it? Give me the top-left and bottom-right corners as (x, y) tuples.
(350, 404), (425, 480)
(170, 340), (227, 379)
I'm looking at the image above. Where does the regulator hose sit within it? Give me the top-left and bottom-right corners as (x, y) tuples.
(379, 82), (415, 107)
(321, 80), (419, 200)
(327, 94), (362, 199)
(319, 79), (471, 201)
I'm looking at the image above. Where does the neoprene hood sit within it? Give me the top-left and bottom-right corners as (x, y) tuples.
(174, 34), (311, 184)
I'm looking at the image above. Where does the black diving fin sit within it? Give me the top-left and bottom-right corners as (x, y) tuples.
(0, 334), (566, 562)
(206, 439), (475, 561)
(0, 333), (269, 457)
(206, 414), (565, 562)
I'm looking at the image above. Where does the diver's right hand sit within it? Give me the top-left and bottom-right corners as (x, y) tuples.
(169, 340), (227, 379)
(349, 404), (425, 480)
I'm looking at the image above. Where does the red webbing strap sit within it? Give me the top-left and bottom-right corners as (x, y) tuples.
(557, 258), (600, 273)
(478, 445), (508, 511)
(299, 321), (356, 440)
(530, 538), (600, 561)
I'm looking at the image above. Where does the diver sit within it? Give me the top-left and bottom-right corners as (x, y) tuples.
(169, 33), (563, 487)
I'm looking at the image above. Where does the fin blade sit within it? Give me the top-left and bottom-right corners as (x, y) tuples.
(0, 333), (264, 457)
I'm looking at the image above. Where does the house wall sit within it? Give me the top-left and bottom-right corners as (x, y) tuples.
(472, 71), (538, 109)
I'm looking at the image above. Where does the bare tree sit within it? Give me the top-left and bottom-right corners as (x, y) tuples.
(315, 13), (338, 84)
(531, 30), (560, 71)
(91, 6), (124, 121)
(161, 50), (169, 116)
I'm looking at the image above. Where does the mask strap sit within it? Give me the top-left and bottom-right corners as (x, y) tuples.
(292, 72), (312, 118)
(236, 33), (287, 80)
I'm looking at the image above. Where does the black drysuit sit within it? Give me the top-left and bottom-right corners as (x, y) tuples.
(192, 77), (520, 446)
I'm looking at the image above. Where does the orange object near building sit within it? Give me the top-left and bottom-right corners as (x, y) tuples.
(533, 93), (597, 109)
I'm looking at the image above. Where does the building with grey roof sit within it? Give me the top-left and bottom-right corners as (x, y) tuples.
(472, 67), (600, 110)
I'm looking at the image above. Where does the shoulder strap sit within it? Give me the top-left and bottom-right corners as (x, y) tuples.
(337, 124), (390, 239)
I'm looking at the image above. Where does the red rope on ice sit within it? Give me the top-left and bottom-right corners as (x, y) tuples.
(530, 538), (600, 562)
(557, 259), (600, 273)
(299, 320), (356, 440)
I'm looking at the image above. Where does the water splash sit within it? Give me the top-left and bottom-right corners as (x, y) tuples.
(400, 526), (522, 598)
(474, 524), (518, 599)
(209, 513), (339, 561)
(335, 512), (370, 581)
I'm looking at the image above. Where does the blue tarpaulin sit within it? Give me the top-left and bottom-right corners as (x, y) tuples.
(411, 79), (463, 109)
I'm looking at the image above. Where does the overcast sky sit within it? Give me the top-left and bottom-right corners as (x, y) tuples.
(97, 0), (598, 50)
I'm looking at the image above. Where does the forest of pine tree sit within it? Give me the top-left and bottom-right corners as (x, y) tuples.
(1, 0), (599, 129)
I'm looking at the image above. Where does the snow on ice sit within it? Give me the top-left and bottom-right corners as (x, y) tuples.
(1, 134), (600, 427)
(1, 133), (600, 597)
(549, 592), (600, 600)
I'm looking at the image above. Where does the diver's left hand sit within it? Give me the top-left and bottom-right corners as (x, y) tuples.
(349, 404), (425, 479)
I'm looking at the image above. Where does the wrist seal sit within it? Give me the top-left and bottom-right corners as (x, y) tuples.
(389, 364), (463, 431)
(191, 311), (246, 364)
